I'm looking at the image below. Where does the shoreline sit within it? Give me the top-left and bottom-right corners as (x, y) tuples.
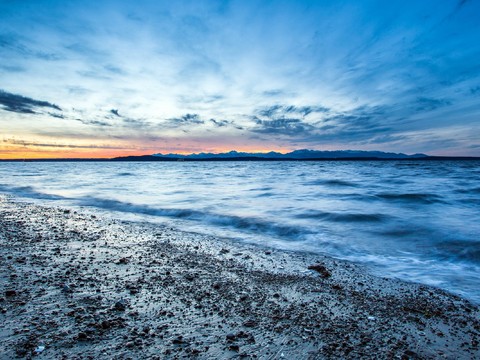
(1, 194), (479, 359)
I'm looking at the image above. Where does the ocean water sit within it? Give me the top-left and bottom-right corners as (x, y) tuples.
(1, 160), (479, 302)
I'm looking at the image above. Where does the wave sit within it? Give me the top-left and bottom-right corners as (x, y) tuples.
(376, 192), (443, 204)
(456, 187), (480, 194)
(435, 240), (480, 263)
(0, 184), (67, 201)
(306, 179), (358, 187)
(296, 210), (388, 223)
(78, 197), (308, 239)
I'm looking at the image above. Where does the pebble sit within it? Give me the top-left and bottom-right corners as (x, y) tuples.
(114, 299), (128, 311)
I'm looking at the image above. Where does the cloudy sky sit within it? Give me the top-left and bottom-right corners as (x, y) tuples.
(1, 0), (480, 158)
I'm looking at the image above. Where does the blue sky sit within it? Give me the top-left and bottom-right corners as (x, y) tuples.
(1, 0), (480, 157)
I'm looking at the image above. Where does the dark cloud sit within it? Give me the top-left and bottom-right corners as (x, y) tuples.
(48, 112), (64, 119)
(210, 118), (229, 127)
(251, 104), (331, 136)
(76, 119), (112, 127)
(168, 113), (204, 126)
(258, 105), (329, 118)
(2, 138), (126, 149)
(307, 105), (393, 141)
(252, 117), (315, 136)
(209, 118), (243, 129)
(250, 103), (398, 144)
(0, 89), (61, 114)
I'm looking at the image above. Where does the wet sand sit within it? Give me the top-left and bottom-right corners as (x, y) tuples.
(1, 194), (479, 359)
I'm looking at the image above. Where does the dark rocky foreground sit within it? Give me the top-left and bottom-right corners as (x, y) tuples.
(0, 195), (479, 359)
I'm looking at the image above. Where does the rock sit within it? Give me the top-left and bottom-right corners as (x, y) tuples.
(117, 257), (129, 264)
(34, 345), (45, 354)
(5, 290), (16, 297)
(212, 282), (221, 290)
(226, 333), (236, 341)
(77, 332), (88, 341)
(100, 320), (111, 329)
(184, 274), (195, 281)
(228, 344), (240, 352)
(308, 264), (331, 278)
(172, 335), (186, 345)
(114, 299), (128, 311)
(243, 320), (256, 328)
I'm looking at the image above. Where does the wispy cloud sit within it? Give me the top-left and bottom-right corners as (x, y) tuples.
(2, 138), (130, 150)
(167, 113), (204, 126)
(0, 89), (61, 114)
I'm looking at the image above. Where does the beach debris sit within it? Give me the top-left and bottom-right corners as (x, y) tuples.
(307, 264), (331, 278)
(34, 345), (45, 354)
(5, 290), (16, 297)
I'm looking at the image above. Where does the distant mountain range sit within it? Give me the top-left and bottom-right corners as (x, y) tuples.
(147, 149), (428, 160)
(3, 150), (480, 161)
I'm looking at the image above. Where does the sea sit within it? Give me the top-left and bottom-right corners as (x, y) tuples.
(1, 160), (479, 302)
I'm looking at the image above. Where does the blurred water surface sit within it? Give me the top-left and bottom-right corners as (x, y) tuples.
(1, 160), (479, 301)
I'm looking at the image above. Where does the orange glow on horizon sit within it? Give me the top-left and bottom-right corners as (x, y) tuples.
(0, 145), (294, 160)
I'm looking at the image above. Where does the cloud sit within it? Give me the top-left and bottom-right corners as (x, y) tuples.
(414, 97), (451, 112)
(2, 138), (129, 149)
(250, 104), (331, 137)
(209, 118), (243, 130)
(470, 86), (480, 95)
(257, 105), (329, 119)
(110, 109), (121, 117)
(167, 113), (204, 126)
(0, 89), (61, 114)
(75, 118), (112, 127)
(210, 119), (229, 127)
(252, 117), (315, 136)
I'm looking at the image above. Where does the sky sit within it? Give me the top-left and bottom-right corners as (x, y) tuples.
(1, 0), (480, 158)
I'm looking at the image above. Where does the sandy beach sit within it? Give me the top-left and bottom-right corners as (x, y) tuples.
(0, 194), (479, 359)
